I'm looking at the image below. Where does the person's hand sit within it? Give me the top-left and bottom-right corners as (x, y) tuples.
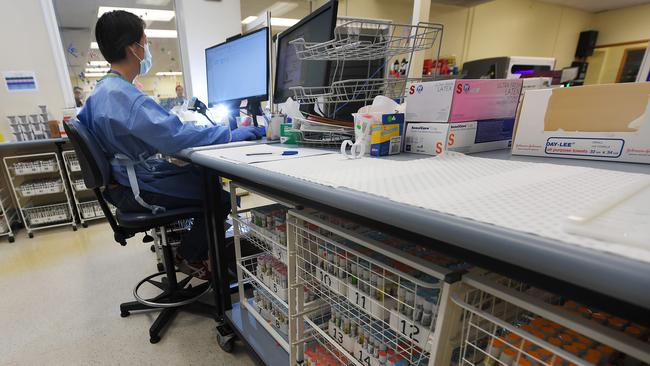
(231, 126), (263, 142)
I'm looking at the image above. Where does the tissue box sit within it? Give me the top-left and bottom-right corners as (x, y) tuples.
(406, 79), (523, 122)
(513, 83), (650, 163)
(404, 119), (515, 155)
(370, 124), (402, 156)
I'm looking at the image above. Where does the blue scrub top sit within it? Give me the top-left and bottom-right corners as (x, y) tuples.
(77, 75), (231, 200)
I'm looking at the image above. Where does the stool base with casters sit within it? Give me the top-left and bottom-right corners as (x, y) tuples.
(119, 228), (215, 344)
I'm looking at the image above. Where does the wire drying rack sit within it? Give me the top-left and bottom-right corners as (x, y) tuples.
(286, 117), (355, 147)
(287, 19), (443, 120)
(290, 20), (442, 62)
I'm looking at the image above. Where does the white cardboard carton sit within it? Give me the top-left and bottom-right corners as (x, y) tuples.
(513, 83), (650, 163)
(404, 119), (514, 155)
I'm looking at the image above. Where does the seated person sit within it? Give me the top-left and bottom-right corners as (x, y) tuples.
(160, 85), (188, 112)
(77, 10), (261, 279)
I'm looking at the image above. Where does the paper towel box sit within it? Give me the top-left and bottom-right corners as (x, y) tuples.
(405, 79), (523, 123)
(512, 82), (650, 163)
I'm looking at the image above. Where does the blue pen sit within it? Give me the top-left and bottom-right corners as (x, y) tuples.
(282, 150), (298, 156)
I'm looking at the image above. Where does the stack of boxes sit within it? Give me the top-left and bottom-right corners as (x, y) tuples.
(403, 79), (524, 155)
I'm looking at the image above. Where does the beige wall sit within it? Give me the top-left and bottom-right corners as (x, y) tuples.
(0, 0), (70, 141)
(464, 0), (592, 68)
(584, 42), (648, 84)
(593, 3), (650, 46)
(337, 0), (413, 23)
(332, 0), (593, 69)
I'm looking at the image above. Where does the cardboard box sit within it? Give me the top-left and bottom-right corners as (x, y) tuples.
(513, 83), (650, 163)
(405, 79), (523, 123)
(522, 77), (553, 92)
(404, 119), (515, 155)
(370, 124), (401, 156)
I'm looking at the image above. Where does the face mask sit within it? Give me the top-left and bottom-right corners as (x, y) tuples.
(132, 42), (152, 76)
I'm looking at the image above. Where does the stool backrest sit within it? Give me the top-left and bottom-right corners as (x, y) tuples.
(64, 120), (129, 245)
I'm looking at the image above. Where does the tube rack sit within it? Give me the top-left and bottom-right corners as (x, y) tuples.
(452, 273), (650, 366)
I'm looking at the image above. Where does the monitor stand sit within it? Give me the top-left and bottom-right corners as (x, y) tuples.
(245, 99), (263, 127)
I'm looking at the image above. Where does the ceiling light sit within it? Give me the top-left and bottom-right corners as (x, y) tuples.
(85, 67), (110, 73)
(84, 72), (106, 77)
(145, 29), (177, 38)
(156, 71), (182, 76)
(88, 61), (109, 66)
(271, 17), (300, 27)
(97, 6), (175, 22)
(90, 42), (99, 49)
(242, 16), (258, 24)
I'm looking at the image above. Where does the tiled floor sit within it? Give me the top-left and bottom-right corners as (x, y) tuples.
(0, 221), (255, 366)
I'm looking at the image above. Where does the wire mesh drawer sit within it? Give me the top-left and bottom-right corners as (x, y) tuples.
(73, 179), (87, 191)
(289, 209), (469, 366)
(13, 159), (58, 175)
(23, 203), (70, 226)
(0, 218), (8, 234)
(79, 200), (103, 219)
(19, 179), (63, 197)
(67, 156), (81, 172)
(234, 204), (289, 265)
(452, 273), (650, 366)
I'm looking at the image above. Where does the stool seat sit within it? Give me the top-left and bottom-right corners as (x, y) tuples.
(116, 207), (202, 230)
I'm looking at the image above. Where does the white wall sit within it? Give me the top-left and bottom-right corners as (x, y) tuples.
(175, 0), (242, 103)
(0, 0), (72, 140)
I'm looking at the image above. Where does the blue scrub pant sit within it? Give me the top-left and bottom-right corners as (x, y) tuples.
(105, 185), (230, 261)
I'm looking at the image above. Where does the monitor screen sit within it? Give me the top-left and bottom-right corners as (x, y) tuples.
(273, 1), (338, 104)
(206, 27), (268, 107)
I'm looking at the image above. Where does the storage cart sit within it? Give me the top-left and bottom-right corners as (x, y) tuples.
(228, 181), (469, 365)
(62, 150), (115, 227)
(3, 152), (76, 237)
(451, 272), (650, 366)
(0, 186), (20, 242)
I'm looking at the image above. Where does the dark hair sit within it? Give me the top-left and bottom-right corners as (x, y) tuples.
(95, 10), (145, 63)
(175, 85), (183, 90)
(73, 86), (83, 92)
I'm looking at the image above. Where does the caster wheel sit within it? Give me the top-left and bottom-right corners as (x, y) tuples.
(150, 244), (156, 252)
(73, 226), (78, 231)
(217, 333), (234, 353)
(157, 263), (165, 272)
(82, 223), (88, 228)
(120, 311), (130, 318)
(8, 236), (15, 243)
(28, 233), (34, 239)
(150, 336), (161, 344)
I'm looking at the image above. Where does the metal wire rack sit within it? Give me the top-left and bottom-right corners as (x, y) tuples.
(452, 273), (650, 366)
(0, 187), (19, 241)
(5, 152), (76, 236)
(23, 202), (71, 226)
(19, 179), (63, 197)
(233, 209), (288, 265)
(289, 217), (449, 365)
(289, 20), (442, 62)
(284, 117), (354, 147)
(301, 328), (356, 366)
(72, 178), (87, 192)
(12, 159), (58, 175)
(290, 77), (417, 105)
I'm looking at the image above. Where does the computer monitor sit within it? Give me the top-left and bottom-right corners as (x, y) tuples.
(206, 27), (269, 108)
(273, 1), (338, 105)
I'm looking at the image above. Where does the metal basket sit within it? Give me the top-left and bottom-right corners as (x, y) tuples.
(452, 273), (650, 366)
(23, 203), (71, 226)
(289, 20), (443, 61)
